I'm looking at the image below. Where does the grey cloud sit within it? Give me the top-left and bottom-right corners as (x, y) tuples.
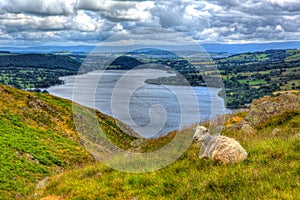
(203, 0), (300, 42)
(77, 0), (152, 22)
(77, 0), (134, 12)
(0, 0), (76, 16)
(0, 0), (299, 45)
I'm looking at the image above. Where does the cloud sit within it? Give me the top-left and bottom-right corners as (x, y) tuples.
(77, 0), (155, 22)
(71, 11), (98, 32)
(0, 0), (299, 46)
(77, 0), (108, 11)
(0, 0), (76, 16)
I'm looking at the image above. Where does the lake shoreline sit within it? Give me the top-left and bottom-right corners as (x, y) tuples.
(47, 69), (230, 137)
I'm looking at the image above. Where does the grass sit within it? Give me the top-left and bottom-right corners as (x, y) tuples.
(36, 136), (300, 199)
(222, 53), (269, 63)
(0, 84), (137, 199)
(0, 115), (92, 199)
(286, 50), (300, 62)
(36, 108), (300, 199)
(238, 79), (267, 86)
(0, 84), (299, 199)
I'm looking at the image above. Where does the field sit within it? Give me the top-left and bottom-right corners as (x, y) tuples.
(216, 50), (300, 108)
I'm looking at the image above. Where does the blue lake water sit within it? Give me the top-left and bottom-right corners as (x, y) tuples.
(48, 69), (230, 138)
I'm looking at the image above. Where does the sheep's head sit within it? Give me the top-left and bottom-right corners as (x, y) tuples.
(193, 126), (209, 142)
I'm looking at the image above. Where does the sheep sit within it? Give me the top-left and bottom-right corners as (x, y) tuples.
(193, 126), (247, 164)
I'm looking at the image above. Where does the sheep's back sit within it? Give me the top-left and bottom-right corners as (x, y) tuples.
(211, 136), (247, 164)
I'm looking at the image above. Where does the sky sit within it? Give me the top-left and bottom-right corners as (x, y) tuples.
(0, 0), (299, 46)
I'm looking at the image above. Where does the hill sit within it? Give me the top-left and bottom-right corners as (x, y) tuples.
(0, 54), (80, 70)
(34, 92), (300, 199)
(109, 56), (143, 70)
(0, 53), (81, 89)
(0, 84), (138, 199)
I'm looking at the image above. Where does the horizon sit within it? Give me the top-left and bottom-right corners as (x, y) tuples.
(1, 41), (300, 54)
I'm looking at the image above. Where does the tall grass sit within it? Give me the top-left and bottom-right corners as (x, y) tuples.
(37, 111), (300, 199)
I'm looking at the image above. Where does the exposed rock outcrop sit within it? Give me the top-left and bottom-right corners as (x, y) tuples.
(239, 93), (300, 131)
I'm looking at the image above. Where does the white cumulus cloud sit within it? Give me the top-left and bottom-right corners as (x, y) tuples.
(0, 0), (299, 45)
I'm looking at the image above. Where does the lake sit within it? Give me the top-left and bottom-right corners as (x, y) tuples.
(47, 69), (230, 138)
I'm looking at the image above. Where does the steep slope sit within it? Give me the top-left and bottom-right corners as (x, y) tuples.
(0, 84), (137, 199)
(37, 92), (300, 200)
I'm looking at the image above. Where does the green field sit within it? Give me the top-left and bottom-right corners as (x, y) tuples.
(238, 79), (267, 85)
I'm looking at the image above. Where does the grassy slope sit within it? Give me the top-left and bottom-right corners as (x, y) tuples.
(37, 94), (300, 199)
(0, 85), (136, 199)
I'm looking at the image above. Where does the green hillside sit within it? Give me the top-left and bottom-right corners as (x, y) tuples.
(34, 92), (300, 200)
(0, 84), (137, 199)
(0, 53), (81, 89)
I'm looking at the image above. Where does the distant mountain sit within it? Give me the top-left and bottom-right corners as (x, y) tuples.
(202, 41), (300, 54)
(1, 41), (300, 54)
(0, 45), (95, 54)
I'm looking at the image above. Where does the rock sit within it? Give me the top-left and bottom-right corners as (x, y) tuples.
(242, 93), (300, 128)
(292, 132), (300, 139)
(241, 123), (255, 135)
(40, 195), (62, 200)
(130, 138), (145, 148)
(272, 128), (281, 136)
(24, 153), (34, 160)
(36, 177), (49, 190)
(23, 153), (40, 164)
(96, 172), (102, 178)
(32, 159), (40, 164)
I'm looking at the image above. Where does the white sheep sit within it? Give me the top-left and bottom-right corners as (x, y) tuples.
(193, 126), (247, 164)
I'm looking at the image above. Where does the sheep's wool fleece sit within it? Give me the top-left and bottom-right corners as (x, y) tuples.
(211, 136), (247, 164)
